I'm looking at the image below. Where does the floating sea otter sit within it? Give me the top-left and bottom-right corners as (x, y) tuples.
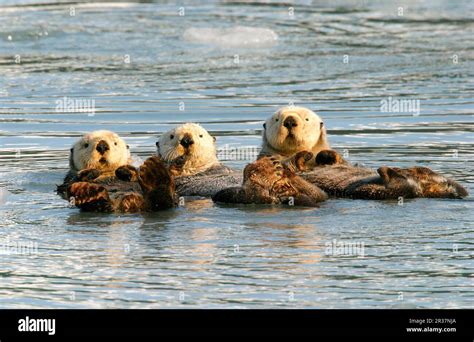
(57, 130), (178, 212)
(259, 106), (468, 200)
(157, 123), (242, 197)
(259, 106), (330, 166)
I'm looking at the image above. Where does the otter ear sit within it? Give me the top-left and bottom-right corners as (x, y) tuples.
(155, 141), (159, 148)
(213, 136), (216, 142)
(263, 123), (266, 129)
(320, 122), (324, 129)
(126, 145), (129, 149)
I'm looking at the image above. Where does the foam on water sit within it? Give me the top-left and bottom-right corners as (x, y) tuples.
(183, 26), (278, 48)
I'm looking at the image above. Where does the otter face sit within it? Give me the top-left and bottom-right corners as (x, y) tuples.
(263, 106), (327, 155)
(378, 166), (468, 199)
(70, 130), (130, 172)
(156, 123), (218, 175)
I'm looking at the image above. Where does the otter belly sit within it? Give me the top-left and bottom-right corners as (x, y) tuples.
(175, 165), (243, 197)
(301, 165), (378, 198)
(93, 176), (143, 202)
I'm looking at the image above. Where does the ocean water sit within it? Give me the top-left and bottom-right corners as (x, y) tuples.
(0, 0), (472, 308)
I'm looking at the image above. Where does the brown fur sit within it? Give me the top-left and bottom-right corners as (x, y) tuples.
(62, 156), (178, 212)
(300, 150), (469, 200)
(212, 155), (327, 207)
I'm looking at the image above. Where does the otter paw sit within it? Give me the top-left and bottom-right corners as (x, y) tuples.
(67, 182), (113, 212)
(293, 151), (314, 171)
(115, 165), (139, 182)
(118, 193), (145, 212)
(168, 155), (188, 176)
(77, 168), (101, 181)
(315, 150), (342, 166)
(139, 157), (176, 210)
(139, 157), (173, 192)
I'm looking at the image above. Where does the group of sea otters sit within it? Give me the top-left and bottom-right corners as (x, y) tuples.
(57, 107), (468, 212)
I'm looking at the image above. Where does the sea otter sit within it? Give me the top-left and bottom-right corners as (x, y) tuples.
(157, 123), (242, 197)
(259, 106), (330, 166)
(300, 150), (469, 200)
(212, 152), (327, 206)
(57, 130), (178, 212)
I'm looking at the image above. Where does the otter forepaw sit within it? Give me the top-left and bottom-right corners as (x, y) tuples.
(139, 157), (177, 210)
(139, 157), (173, 192)
(293, 151), (314, 171)
(118, 193), (145, 212)
(168, 155), (188, 176)
(77, 168), (101, 181)
(67, 182), (113, 212)
(115, 165), (139, 182)
(315, 150), (343, 166)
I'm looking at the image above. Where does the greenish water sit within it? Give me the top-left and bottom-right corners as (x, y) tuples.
(0, 0), (472, 308)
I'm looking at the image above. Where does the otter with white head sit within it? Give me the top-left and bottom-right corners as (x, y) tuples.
(58, 130), (178, 212)
(157, 123), (220, 176)
(157, 123), (242, 197)
(67, 130), (131, 176)
(259, 106), (330, 165)
(259, 107), (468, 200)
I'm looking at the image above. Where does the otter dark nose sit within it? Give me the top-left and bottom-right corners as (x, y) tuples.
(96, 140), (109, 155)
(283, 116), (298, 130)
(180, 135), (194, 148)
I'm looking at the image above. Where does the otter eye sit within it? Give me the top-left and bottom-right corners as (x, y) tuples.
(170, 134), (174, 140)
(84, 143), (89, 148)
(305, 118), (309, 121)
(275, 118), (279, 122)
(199, 134), (203, 138)
(114, 142), (117, 146)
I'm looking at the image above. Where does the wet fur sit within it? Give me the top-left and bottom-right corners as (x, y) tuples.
(301, 150), (469, 200)
(60, 157), (177, 212)
(212, 154), (327, 207)
(58, 131), (178, 213)
(157, 123), (242, 197)
(259, 107), (330, 166)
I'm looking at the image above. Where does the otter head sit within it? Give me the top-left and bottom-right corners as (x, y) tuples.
(378, 166), (468, 199)
(262, 106), (329, 156)
(69, 130), (131, 172)
(156, 123), (218, 175)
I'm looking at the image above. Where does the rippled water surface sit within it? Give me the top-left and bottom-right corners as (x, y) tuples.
(0, 0), (473, 308)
